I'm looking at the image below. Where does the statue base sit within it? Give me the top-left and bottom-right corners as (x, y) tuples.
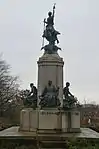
(38, 108), (62, 132)
(62, 109), (81, 133)
(19, 108), (38, 132)
(37, 53), (64, 106)
(19, 108), (80, 133)
(19, 108), (62, 133)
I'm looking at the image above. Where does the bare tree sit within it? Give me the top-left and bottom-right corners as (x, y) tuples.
(0, 56), (19, 116)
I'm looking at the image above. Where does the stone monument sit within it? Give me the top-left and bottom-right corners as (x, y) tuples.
(0, 4), (99, 149)
(19, 4), (80, 133)
(37, 4), (64, 105)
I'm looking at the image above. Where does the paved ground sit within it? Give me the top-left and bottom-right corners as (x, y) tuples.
(0, 127), (99, 139)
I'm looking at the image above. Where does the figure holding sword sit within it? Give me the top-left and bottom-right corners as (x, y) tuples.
(41, 4), (61, 54)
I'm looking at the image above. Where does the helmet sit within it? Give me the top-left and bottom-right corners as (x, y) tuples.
(48, 11), (52, 16)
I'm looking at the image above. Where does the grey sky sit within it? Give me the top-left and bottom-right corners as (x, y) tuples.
(0, 0), (99, 103)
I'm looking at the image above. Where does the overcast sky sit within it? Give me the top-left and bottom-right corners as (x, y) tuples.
(0, 0), (99, 103)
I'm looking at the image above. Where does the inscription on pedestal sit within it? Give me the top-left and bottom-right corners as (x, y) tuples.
(38, 109), (61, 130)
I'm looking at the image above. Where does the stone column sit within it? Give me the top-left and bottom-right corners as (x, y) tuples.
(37, 53), (64, 106)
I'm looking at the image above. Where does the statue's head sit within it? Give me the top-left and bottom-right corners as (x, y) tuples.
(48, 11), (52, 16)
(30, 83), (34, 88)
(48, 80), (52, 86)
(66, 82), (70, 87)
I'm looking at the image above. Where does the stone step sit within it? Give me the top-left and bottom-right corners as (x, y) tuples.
(37, 135), (65, 141)
(38, 129), (61, 134)
(40, 145), (66, 148)
(38, 138), (65, 141)
(39, 140), (66, 148)
(41, 140), (65, 143)
(41, 148), (66, 149)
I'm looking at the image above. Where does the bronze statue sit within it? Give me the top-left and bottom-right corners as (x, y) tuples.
(23, 83), (37, 109)
(28, 83), (37, 98)
(63, 82), (77, 109)
(41, 44), (61, 54)
(41, 4), (61, 54)
(63, 82), (74, 99)
(39, 80), (60, 108)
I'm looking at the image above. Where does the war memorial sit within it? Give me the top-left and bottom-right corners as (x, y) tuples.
(0, 4), (99, 149)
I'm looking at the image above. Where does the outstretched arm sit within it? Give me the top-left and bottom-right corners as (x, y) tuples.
(53, 4), (56, 18)
(68, 91), (74, 97)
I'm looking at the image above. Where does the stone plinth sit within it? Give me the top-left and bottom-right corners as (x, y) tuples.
(20, 108), (38, 132)
(37, 54), (64, 105)
(19, 108), (80, 133)
(38, 108), (62, 131)
(62, 110), (80, 133)
(19, 108), (62, 132)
